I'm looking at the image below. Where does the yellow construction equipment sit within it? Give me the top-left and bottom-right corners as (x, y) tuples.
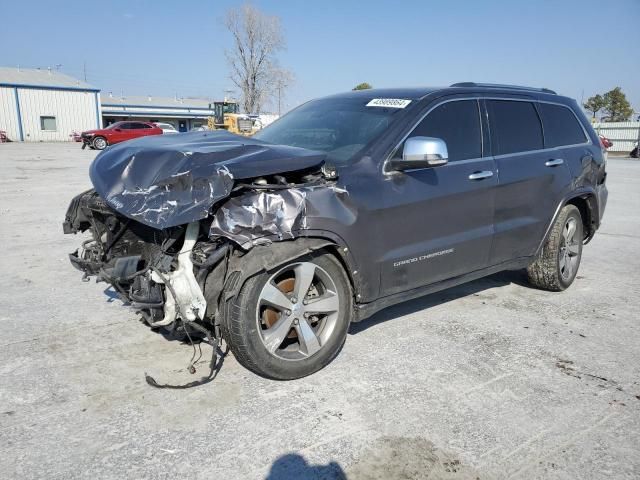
(207, 101), (255, 136)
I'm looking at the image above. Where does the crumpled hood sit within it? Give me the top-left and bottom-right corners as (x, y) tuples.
(89, 130), (326, 229)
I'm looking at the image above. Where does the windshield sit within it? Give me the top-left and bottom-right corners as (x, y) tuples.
(253, 97), (409, 162)
(106, 122), (122, 130)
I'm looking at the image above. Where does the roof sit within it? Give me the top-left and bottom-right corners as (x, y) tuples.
(0, 67), (98, 91)
(101, 94), (213, 109)
(330, 87), (440, 100)
(328, 84), (565, 102)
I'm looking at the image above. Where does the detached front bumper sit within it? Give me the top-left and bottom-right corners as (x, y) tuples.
(80, 134), (94, 148)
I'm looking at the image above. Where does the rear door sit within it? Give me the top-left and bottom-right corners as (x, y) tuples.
(536, 101), (592, 188)
(378, 98), (497, 296)
(487, 98), (573, 265)
(128, 122), (152, 139)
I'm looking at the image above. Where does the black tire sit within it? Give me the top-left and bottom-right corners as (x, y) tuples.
(221, 251), (353, 380)
(527, 204), (583, 291)
(92, 136), (108, 150)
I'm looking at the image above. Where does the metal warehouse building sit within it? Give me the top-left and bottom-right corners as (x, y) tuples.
(100, 94), (214, 132)
(0, 67), (100, 142)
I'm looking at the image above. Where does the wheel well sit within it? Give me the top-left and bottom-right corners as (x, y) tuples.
(566, 196), (594, 241)
(319, 243), (358, 298)
(222, 237), (359, 302)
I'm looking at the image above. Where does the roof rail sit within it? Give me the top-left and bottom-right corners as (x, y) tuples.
(449, 82), (557, 95)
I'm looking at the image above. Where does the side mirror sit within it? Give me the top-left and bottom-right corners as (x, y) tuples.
(390, 136), (449, 171)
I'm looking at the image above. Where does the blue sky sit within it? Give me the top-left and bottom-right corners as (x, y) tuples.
(2, 0), (639, 113)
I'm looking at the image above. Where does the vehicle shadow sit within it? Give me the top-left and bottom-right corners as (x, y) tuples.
(349, 269), (529, 335)
(265, 453), (346, 479)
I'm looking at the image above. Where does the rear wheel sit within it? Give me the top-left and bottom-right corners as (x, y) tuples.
(92, 136), (107, 150)
(527, 204), (583, 291)
(222, 252), (352, 379)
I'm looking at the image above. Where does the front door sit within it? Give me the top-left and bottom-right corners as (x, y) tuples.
(377, 98), (497, 296)
(110, 122), (134, 143)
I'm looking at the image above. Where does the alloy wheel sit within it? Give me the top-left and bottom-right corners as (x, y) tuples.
(93, 137), (107, 149)
(559, 217), (580, 280)
(256, 262), (340, 361)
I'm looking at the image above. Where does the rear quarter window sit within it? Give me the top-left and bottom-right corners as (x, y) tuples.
(537, 103), (587, 147)
(488, 100), (543, 155)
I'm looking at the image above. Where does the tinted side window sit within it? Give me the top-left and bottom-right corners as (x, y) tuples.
(130, 123), (146, 129)
(488, 100), (543, 155)
(537, 103), (587, 147)
(405, 100), (482, 161)
(118, 123), (132, 130)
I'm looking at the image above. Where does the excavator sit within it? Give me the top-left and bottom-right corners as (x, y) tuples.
(207, 101), (256, 136)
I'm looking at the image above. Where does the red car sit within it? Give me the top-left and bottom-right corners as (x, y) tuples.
(81, 121), (163, 150)
(598, 134), (613, 150)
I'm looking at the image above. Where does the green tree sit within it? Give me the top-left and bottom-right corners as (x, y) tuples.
(352, 82), (372, 90)
(583, 94), (606, 120)
(602, 87), (633, 122)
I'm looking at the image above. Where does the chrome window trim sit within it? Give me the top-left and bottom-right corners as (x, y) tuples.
(383, 95), (592, 175)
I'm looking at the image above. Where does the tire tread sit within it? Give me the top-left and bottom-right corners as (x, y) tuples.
(527, 204), (581, 291)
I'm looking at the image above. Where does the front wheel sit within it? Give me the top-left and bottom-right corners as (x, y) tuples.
(92, 136), (107, 150)
(221, 251), (353, 379)
(527, 204), (583, 291)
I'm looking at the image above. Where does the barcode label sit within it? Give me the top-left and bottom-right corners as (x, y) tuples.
(366, 98), (411, 108)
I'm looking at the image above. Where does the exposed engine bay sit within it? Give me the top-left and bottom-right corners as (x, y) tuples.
(62, 131), (349, 364)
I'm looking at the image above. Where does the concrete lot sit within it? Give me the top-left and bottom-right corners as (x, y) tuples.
(0, 142), (639, 480)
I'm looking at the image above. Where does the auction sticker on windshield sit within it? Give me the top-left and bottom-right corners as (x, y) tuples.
(366, 98), (411, 108)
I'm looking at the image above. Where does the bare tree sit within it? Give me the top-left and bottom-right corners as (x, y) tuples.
(224, 4), (290, 114)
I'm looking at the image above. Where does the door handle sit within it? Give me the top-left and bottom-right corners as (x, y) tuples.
(545, 158), (564, 167)
(468, 171), (494, 180)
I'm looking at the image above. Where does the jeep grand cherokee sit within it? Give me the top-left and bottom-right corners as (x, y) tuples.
(64, 83), (608, 380)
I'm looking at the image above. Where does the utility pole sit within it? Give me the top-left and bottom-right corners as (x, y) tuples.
(636, 107), (640, 153)
(277, 82), (282, 116)
(83, 61), (87, 82)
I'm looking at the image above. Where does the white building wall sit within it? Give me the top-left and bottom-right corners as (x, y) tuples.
(0, 86), (20, 141)
(17, 88), (99, 142)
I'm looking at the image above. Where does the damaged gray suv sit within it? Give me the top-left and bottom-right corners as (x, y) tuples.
(64, 83), (608, 379)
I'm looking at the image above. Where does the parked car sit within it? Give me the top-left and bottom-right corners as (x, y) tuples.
(80, 121), (163, 150)
(190, 125), (210, 132)
(64, 83), (608, 380)
(598, 134), (613, 149)
(154, 122), (179, 134)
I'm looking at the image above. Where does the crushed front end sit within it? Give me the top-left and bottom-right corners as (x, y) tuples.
(63, 189), (226, 333)
(62, 131), (343, 343)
